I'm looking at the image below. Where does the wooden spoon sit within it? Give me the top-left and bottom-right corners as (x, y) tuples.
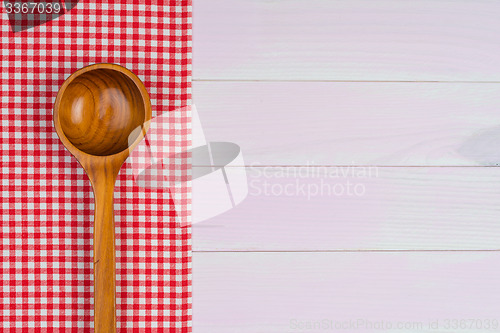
(53, 63), (152, 332)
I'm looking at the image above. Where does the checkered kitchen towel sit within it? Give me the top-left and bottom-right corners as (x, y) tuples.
(0, 0), (192, 331)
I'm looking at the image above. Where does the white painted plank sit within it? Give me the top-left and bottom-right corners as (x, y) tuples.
(193, 81), (500, 166)
(193, 167), (500, 251)
(193, 0), (500, 81)
(193, 252), (500, 332)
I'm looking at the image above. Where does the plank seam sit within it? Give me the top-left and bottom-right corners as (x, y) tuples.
(193, 249), (500, 253)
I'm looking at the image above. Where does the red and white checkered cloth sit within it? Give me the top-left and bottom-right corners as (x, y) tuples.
(0, 1), (192, 331)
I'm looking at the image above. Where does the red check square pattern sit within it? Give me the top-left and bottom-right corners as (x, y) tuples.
(0, 0), (192, 331)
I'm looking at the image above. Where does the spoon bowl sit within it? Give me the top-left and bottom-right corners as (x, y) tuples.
(56, 66), (148, 157)
(54, 64), (152, 332)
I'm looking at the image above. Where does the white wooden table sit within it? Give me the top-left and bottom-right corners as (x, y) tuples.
(192, 1), (500, 331)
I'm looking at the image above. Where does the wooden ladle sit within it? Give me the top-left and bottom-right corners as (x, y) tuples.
(53, 64), (152, 332)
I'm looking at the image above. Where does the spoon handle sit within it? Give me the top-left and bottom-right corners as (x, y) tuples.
(89, 166), (119, 332)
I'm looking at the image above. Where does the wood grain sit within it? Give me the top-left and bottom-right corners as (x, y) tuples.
(193, 251), (500, 333)
(193, 0), (500, 81)
(193, 167), (500, 251)
(58, 68), (146, 156)
(53, 64), (151, 332)
(193, 81), (500, 166)
(192, 1), (500, 331)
